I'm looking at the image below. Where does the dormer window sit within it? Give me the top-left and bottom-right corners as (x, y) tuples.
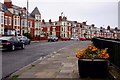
(35, 15), (40, 20)
(35, 16), (38, 20)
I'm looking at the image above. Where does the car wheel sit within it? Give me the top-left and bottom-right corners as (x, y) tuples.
(28, 41), (30, 44)
(11, 45), (15, 51)
(21, 44), (25, 49)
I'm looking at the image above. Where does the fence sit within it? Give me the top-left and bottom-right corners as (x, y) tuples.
(92, 37), (120, 69)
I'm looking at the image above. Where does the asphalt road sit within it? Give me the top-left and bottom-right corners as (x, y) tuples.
(2, 41), (81, 78)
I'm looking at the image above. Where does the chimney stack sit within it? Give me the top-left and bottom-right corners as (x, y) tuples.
(49, 19), (52, 24)
(82, 22), (86, 25)
(91, 24), (95, 27)
(59, 16), (62, 21)
(42, 19), (45, 24)
(63, 16), (67, 21)
(4, 0), (12, 8)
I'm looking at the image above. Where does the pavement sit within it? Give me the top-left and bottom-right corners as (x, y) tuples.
(31, 40), (47, 43)
(8, 41), (110, 80)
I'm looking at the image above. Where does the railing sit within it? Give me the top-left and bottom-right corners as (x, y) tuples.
(92, 37), (120, 69)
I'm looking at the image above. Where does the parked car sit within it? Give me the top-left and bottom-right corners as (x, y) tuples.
(79, 37), (86, 41)
(17, 36), (31, 45)
(71, 37), (79, 41)
(48, 35), (58, 42)
(0, 36), (25, 51)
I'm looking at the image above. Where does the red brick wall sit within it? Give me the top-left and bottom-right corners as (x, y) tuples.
(43, 27), (47, 33)
(29, 19), (34, 38)
(4, 13), (13, 30)
(50, 26), (52, 35)
(56, 26), (60, 37)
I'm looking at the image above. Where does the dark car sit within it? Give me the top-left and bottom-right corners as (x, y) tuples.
(0, 36), (25, 51)
(17, 36), (31, 45)
(48, 35), (58, 42)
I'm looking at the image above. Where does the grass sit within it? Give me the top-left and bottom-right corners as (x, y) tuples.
(11, 75), (19, 80)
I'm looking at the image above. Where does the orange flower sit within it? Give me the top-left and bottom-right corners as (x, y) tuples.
(103, 53), (109, 58)
(88, 45), (93, 50)
(92, 48), (98, 51)
(76, 45), (109, 59)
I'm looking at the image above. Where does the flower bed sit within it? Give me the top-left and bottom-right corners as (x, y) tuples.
(76, 45), (109, 59)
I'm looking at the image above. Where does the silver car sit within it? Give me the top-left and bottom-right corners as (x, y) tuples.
(48, 35), (58, 42)
(71, 36), (79, 41)
(17, 36), (31, 45)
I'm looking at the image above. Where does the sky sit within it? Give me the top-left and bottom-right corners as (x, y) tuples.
(0, 0), (119, 28)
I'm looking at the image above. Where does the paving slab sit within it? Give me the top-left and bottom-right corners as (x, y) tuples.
(9, 41), (99, 79)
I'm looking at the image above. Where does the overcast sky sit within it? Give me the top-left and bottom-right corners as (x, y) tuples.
(1, 0), (119, 28)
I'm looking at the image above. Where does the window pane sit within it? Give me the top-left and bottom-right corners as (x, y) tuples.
(5, 16), (7, 25)
(1, 16), (4, 24)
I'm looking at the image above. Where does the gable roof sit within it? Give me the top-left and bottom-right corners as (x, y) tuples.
(30, 7), (41, 18)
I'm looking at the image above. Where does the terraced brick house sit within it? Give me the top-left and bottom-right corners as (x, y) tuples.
(71, 21), (79, 38)
(1, 0), (41, 40)
(59, 16), (72, 38)
(2, 0), (13, 35)
(41, 19), (52, 37)
(51, 21), (60, 38)
(30, 7), (41, 40)
(20, 7), (35, 38)
(0, 3), (4, 36)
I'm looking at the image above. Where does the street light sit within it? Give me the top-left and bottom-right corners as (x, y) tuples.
(27, 0), (29, 33)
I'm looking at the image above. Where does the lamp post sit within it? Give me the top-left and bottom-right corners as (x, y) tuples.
(27, 0), (29, 33)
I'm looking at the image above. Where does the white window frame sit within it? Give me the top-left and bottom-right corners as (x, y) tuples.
(5, 16), (8, 25)
(25, 19), (27, 27)
(52, 27), (56, 32)
(17, 17), (20, 26)
(14, 18), (17, 26)
(48, 27), (50, 32)
(30, 21), (32, 28)
(35, 15), (40, 20)
(9, 17), (11, 25)
(1, 13), (4, 24)
(22, 19), (25, 27)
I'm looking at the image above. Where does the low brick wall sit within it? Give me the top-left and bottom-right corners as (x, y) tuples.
(32, 37), (48, 41)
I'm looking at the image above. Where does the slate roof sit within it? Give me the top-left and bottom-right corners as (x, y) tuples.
(52, 21), (61, 26)
(0, 2), (12, 14)
(41, 22), (52, 27)
(30, 7), (41, 18)
(12, 5), (22, 10)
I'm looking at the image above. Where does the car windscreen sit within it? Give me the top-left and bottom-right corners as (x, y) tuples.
(17, 36), (27, 40)
(0, 37), (11, 40)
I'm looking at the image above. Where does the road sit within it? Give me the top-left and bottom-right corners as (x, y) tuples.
(2, 41), (83, 78)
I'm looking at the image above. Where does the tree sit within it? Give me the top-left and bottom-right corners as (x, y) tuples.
(23, 32), (32, 39)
